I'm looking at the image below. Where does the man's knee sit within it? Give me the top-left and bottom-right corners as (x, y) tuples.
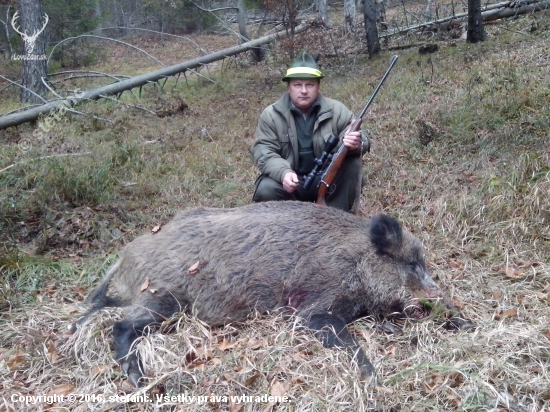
(252, 175), (293, 202)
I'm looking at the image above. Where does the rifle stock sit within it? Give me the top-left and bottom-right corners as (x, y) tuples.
(316, 55), (398, 206)
(316, 119), (362, 206)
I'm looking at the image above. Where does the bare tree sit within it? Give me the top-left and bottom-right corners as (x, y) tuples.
(363, 0), (380, 57)
(344, 0), (356, 31)
(318, 0), (330, 26)
(425, 0), (435, 19)
(467, 0), (486, 42)
(15, 0), (48, 104)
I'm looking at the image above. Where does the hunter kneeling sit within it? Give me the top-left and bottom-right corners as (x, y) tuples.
(251, 52), (369, 212)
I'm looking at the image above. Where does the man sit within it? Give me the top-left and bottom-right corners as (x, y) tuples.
(251, 53), (369, 212)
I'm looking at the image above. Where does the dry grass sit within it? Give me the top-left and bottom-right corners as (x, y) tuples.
(1, 8), (550, 412)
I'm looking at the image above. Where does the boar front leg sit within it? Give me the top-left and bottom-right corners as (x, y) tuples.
(307, 313), (376, 382)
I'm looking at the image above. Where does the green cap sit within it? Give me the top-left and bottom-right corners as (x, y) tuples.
(282, 53), (324, 82)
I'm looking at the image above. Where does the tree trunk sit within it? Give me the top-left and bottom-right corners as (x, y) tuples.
(237, 0), (264, 62)
(425, 0), (435, 19)
(363, 0), (380, 58)
(19, 0), (48, 104)
(237, 0), (249, 41)
(1, 6), (14, 58)
(344, 0), (356, 31)
(95, 0), (102, 31)
(467, 0), (487, 42)
(318, 0), (330, 26)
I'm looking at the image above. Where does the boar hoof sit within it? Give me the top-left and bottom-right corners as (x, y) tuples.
(445, 316), (476, 331)
(121, 356), (144, 387)
(378, 320), (403, 336)
(359, 364), (377, 387)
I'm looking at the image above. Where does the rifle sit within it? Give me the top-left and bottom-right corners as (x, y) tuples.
(315, 55), (399, 207)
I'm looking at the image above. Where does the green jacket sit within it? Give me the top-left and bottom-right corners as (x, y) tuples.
(252, 93), (368, 183)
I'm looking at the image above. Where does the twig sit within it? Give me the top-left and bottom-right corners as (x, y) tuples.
(49, 70), (131, 81)
(0, 103), (44, 117)
(85, 26), (208, 54)
(188, 0), (244, 41)
(187, 1), (238, 13)
(0, 152), (92, 174)
(49, 74), (124, 86)
(47, 35), (166, 68)
(0, 75), (47, 104)
(0, 6), (14, 56)
(98, 94), (157, 115)
(41, 77), (62, 99)
(39, 77), (113, 123)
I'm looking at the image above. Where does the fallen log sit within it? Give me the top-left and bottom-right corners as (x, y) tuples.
(0, 24), (309, 131)
(382, 0), (548, 37)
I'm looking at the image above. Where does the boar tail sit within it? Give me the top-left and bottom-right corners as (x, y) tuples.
(69, 260), (123, 333)
(86, 259), (122, 308)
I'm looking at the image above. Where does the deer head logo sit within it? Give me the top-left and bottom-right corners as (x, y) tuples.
(11, 10), (49, 56)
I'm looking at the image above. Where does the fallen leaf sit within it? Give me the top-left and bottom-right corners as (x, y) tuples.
(230, 400), (244, 412)
(6, 352), (25, 370)
(375, 386), (394, 395)
(92, 365), (107, 377)
(140, 277), (150, 292)
(188, 260), (201, 275)
(493, 264), (525, 279)
(66, 306), (80, 314)
(501, 308), (518, 318)
(151, 225), (161, 233)
(270, 379), (286, 399)
(384, 345), (397, 356)
(448, 259), (464, 270)
(218, 339), (238, 351)
(243, 372), (261, 387)
(247, 338), (268, 349)
(42, 284), (57, 295)
(46, 340), (59, 364)
(47, 385), (74, 397)
(504, 266), (525, 278)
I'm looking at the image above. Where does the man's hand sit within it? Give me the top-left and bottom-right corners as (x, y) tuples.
(282, 171), (300, 193)
(342, 120), (362, 151)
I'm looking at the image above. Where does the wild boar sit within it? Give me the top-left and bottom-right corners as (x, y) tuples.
(75, 201), (473, 387)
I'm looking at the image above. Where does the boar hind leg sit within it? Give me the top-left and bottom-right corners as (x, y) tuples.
(113, 318), (150, 387)
(114, 300), (180, 387)
(307, 314), (376, 382)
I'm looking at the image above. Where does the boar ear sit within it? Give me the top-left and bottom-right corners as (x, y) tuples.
(369, 214), (403, 256)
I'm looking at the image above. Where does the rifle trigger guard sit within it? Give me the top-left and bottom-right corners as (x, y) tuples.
(320, 180), (336, 194)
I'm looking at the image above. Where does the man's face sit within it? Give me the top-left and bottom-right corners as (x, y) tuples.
(287, 78), (320, 113)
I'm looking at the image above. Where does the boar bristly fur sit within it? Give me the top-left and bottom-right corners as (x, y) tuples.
(76, 201), (473, 387)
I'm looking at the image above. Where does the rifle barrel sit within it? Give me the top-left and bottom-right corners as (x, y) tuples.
(357, 55), (399, 121)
